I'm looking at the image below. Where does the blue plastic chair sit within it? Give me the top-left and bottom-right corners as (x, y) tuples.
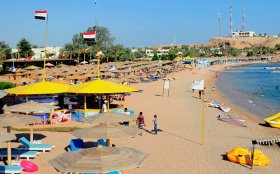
(70, 139), (85, 151)
(97, 139), (106, 147)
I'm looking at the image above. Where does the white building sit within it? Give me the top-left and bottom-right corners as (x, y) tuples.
(145, 49), (169, 57)
(11, 47), (62, 60)
(232, 31), (256, 37)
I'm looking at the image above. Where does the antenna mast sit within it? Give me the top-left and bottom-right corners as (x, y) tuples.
(242, 8), (245, 32)
(229, 5), (232, 36)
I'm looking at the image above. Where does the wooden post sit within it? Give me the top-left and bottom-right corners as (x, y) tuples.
(84, 95), (87, 123)
(7, 142), (12, 165)
(50, 110), (53, 124)
(123, 94), (126, 108)
(202, 91), (205, 145)
(30, 125), (34, 142)
(107, 95), (110, 111)
(106, 138), (111, 147)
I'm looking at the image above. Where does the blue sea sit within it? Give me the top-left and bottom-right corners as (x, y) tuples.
(217, 63), (280, 119)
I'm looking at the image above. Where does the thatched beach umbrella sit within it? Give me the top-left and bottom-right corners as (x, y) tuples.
(71, 123), (140, 146)
(49, 146), (148, 173)
(6, 102), (58, 142)
(85, 112), (136, 124)
(24, 65), (40, 70)
(0, 132), (16, 166)
(0, 112), (42, 165)
(0, 133), (16, 143)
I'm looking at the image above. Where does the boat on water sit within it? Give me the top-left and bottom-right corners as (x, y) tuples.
(264, 112), (280, 128)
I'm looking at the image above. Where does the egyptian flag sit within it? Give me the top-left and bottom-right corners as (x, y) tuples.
(35, 10), (48, 20)
(83, 31), (96, 42)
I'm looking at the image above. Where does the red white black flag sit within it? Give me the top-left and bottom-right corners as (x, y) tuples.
(35, 10), (48, 20)
(83, 31), (96, 42)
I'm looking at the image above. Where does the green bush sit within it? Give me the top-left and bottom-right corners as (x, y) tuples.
(0, 82), (15, 90)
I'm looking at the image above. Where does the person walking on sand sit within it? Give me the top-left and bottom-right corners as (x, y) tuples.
(153, 115), (158, 135)
(136, 112), (145, 135)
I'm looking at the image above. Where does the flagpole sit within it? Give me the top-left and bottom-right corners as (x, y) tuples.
(43, 11), (48, 81)
(202, 87), (205, 145)
(94, 0), (100, 79)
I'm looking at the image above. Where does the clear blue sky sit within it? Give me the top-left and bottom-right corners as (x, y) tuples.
(0, 0), (279, 48)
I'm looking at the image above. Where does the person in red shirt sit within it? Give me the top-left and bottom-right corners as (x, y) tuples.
(136, 112), (145, 129)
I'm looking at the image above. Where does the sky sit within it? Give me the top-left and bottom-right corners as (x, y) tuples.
(0, 0), (279, 48)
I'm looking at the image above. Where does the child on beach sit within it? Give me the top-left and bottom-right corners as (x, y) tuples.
(136, 112), (145, 135)
(153, 115), (158, 135)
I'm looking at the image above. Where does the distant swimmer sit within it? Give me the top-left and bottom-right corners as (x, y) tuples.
(260, 94), (265, 97)
(260, 87), (264, 90)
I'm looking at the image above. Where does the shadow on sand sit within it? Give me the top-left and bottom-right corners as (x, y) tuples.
(14, 133), (47, 142)
(161, 130), (201, 145)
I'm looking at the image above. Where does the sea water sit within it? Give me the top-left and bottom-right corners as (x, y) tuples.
(217, 63), (280, 119)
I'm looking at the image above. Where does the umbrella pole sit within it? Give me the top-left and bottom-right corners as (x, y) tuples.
(84, 95), (87, 123)
(7, 141), (12, 165)
(123, 94), (126, 108)
(7, 126), (12, 165)
(30, 125), (34, 142)
(107, 95), (110, 112)
(106, 138), (111, 147)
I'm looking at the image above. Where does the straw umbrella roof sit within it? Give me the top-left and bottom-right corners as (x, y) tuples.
(71, 123), (140, 139)
(0, 133), (16, 143)
(51, 79), (70, 85)
(85, 112), (136, 124)
(7, 80), (70, 95)
(0, 90), (7, 99)
(66, 75), (87, 80)
(0, 112), (42, 127)
(68, 79), (138, 94)
(24, 65), (41, 70)
(49, 147), (148, 173)
(6, 101), (59, 113)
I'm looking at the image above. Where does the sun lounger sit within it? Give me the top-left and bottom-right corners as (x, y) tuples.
(0, 149), (39, 160)
(208, 100), (231, 113)
(18, 137), (54, 152)
(218, 114), (246, 127)
(0, 165), (22, 174)
(70, 139), (84, 151)
(97, 139), (106, 147)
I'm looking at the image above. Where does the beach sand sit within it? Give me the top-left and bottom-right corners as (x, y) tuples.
(1, 64), (280, 174)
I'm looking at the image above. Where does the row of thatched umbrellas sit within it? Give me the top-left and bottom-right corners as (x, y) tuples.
(49, 112), (147, 173)
(0, 101), (147, 173)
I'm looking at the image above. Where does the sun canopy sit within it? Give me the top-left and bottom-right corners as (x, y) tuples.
(68, 79), (138, 94)
(7, 81), (70, 95)
(49, 147), (148, 173)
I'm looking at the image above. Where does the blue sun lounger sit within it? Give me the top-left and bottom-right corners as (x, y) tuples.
(0, 165), (22, 174)
(0, 149), (39, 160)
(70, 139), (84, 151)
(18, 137), (54, 152)
(97, 139), (106, 147)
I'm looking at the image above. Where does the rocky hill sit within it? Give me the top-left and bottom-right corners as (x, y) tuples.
(208, 37), (280, 49)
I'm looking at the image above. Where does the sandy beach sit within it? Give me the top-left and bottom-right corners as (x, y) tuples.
(1, 64), (280, 174)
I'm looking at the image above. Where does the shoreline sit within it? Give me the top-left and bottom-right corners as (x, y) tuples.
(208, 63), (279, 133)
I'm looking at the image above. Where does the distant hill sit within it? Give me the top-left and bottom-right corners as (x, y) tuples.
(208, 37), (280, 49)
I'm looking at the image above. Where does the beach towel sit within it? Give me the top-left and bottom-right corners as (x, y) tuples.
(218, 114), (246, 127)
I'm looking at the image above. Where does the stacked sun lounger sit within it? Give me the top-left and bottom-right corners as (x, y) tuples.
(252, 136), (280, 145)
